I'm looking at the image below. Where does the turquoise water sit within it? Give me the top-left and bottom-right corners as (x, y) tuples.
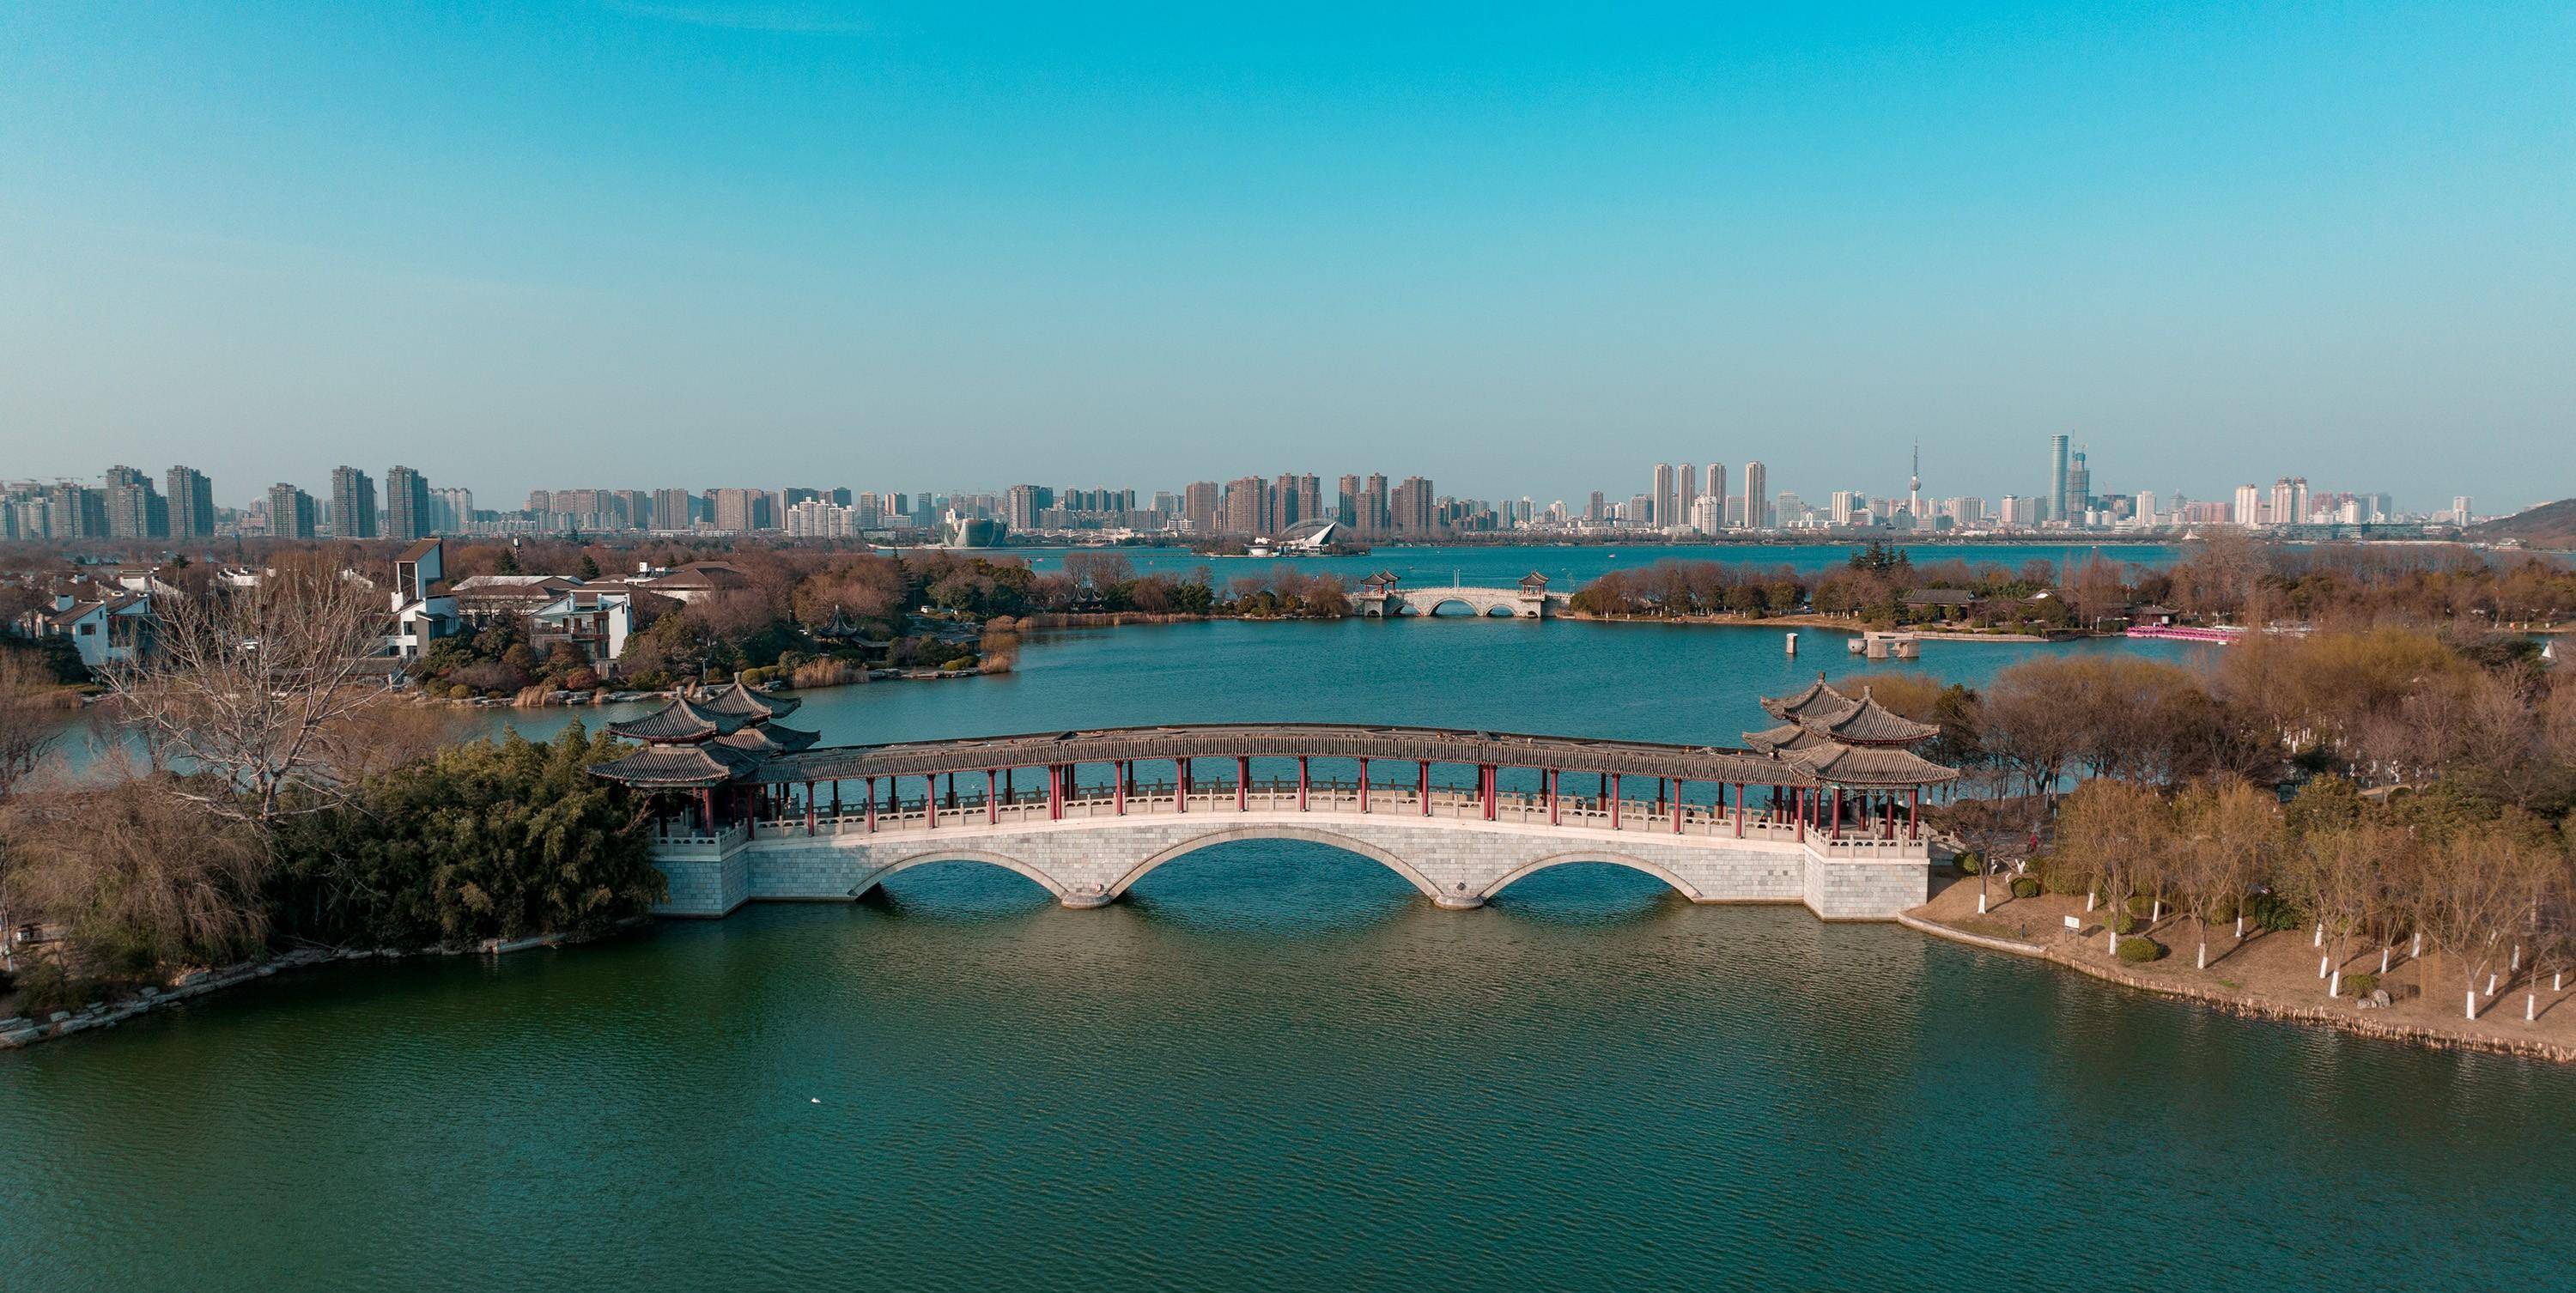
(8, 619), (2574, 1291)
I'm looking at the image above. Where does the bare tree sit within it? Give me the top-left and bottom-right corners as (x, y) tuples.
(2423, 826), (2548, 1021)
(7, 774), (273, 973)
(0, 651), (66, 801)
(2174, 780), (2279, 968)
(100, 568), (389, 828)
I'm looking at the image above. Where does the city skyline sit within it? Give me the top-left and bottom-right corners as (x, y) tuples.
(0, 432), (2473, 543)
(2, 5), (2568, 509)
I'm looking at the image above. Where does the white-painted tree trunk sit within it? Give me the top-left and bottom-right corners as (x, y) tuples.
(2556, 972), (2565, 991)
(1977, 891), (1988, 914)
(2087, 892), (2097, 913)
(2412, 932), (2423, 957)
(2313, 922), (2324, 947)
(2528, 993), (2538, 1023)
(2466, 991), (2480, 1020)
(2236, 915), (2245, 938)
(2152, 899), (2163, 922)
(2197, 943), (2208, 970)
(2318, 953), (2330, 979)
(2511, 944), (2521, 971)
(2486, 973), (2498, 996)
(2329, 968), (2342, 997)
(2107, 928), (2118, 955)
(2380, 948), (2391, 973)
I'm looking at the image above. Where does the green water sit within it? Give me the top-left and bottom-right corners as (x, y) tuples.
(7, 620), (2573, 1290)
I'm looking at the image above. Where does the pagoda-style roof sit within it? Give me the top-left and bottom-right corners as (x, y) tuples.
(695, 678), (802, 722)
(1776, 741), (1959, 787)
(606, 698), (748, 744)
(1741, 723), (1838, 756)
(1358, 571), (1400, 591)
(1759, 676), (1938, 745)
(715, 723), (820, 756)
(1517, 571), (1550, 589)
(586, 742), (762, 788)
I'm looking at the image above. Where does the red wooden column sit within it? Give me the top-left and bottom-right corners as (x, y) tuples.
(1673, 777), (1684, 834)
(1610, 774), (1621, 829)
(1734, 783), (1746, 838)
(1358, 760), (1370, 813)
(1831, 786), (1843, 840)
(1178, 759), (1189, 812)
(1911, 786), (1922, 841)
(1236, 756), (1249, 810)
(1115, 761), (1127, 816)
(1481, 764), (1497, 820)
(805, 780), (817, 835)
(1048, 764), (1063, 820)
(1547, 768), (1559, 824)
(1418, 761), (1431, 816)
(922, 775), (934, 829)
(1297, 756), (1309, 810)
(864, 777), (877, 833)
(987, 769), (999, 824)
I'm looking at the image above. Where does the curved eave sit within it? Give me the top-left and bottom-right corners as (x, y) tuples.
(587, 745), (756, 788)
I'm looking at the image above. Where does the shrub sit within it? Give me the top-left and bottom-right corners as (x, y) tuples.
(2117, 937), (2166, 964)
(2208, 894), (2239, 924)
(2009, 877), (2041, 899)
(942, 655), (979, 672)
(2126, 895), (2155, 918)
(2246, 890), (2304, 932)
(7, 959), (87, 1011)
(2342, 972), (2379, 998)
(562, 668), (600, 691)
(791, 658), (857, 689)
(1954, 851), (1984, 876)
(2110, 911), (2139, 935)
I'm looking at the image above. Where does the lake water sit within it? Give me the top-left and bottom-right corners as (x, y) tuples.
(8, 617), (2574, 1291)
(1006, 540), (2180, 586)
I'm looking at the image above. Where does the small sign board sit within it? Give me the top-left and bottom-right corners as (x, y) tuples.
(2063, 915), (2082, 930)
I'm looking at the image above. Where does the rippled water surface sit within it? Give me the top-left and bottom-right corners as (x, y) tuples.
(8, 619), (2575, 1290)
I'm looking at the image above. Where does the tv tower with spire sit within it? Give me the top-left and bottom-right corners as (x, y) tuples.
(1908, 440), (1923, 524)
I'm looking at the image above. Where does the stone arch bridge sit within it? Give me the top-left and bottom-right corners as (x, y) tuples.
(605, 707), (1955, 923)
(1352, 572), (1568, 619)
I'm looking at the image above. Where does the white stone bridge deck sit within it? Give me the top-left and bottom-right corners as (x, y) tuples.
(647, 779), (1929, 921)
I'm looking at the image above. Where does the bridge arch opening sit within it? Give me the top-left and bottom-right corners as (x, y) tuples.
(1422, 598), (1485, 617)
(853, 850), (1068, 902)
(1109, 826), (1447, 903)
(1477, 852), (1706, 905)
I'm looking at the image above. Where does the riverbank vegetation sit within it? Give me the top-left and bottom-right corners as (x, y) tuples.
(0, 570), (662, 1017)
(1888, 622), (2575, 1023)
(1564, 533), (2576, 633)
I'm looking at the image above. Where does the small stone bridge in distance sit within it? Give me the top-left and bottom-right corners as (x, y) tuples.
(593, 682), (1959, 923)
(1352, 571), (1568, 618)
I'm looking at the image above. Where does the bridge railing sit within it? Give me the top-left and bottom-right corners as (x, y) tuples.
(708, 775), (1916, 853)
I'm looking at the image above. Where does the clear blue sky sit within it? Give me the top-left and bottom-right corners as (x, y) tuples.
(2, 2), (2568, 512)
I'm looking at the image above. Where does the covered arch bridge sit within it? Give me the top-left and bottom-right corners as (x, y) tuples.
(592, 677), (1956, 921)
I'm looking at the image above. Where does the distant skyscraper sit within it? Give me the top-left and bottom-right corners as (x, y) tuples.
(267, 483), (317, 539)
(386, 465), (432, 541)
(1586, 489), (1606, 523)
(2065, 450), (2090, 523)
(1675, 462), (1697, 529)
(1650, 463), (1676, 527)
(1705, 464), (1726, 522)
(166, 466), (215, 540)
(1221, 477), (1266, 535)
(1391, 476), (1435, 535)
(329, 466), (378, 538)
(1741, 461), (1768, 529)
(1334, 474), (1363, 527)
(2048, 434), (2071, 524)
(652, 489), (695, 531)
(1908, 442), (1923, 522)
(1183, 481), (1221, 532)
(103, 465), (166, 539)
(2452, 495), (2474, 524)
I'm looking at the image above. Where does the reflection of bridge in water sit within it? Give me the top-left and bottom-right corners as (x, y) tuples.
(593, 680), (1958, 922)
(1352, 570), (1567, 619)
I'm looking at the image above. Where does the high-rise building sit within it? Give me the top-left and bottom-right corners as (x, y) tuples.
(267, 483), (318, 538)
(386, 466), (432, 541)
(1705, 464), (1726, 523)
(2451, 495), (2474, 524)
(1183, 481), (1221, 533)
(1004, 484), (1053, 531)
(1741, 461), (1768, 529)
(1586, 490), (1605, 523)
(330, 466), (378, 538)
(1334, 475), (1363, 528)
(2048, 434), (2071, 524)
(166, 466), (215, 541)
(1650, 463), (1676, 528)
(432, 487), (475, 534)
(2232, 483), (2263, 525)
(1221, 477), (1266, 535)
(1361, 474), (1390, 536)
(2065, 450), (2091, 524)
(1292, 474), (1322, 531)
(652, 489), (696, 531)
(103, 465), (167, 539)
(1675, 462), (1697, 530)
(1830, 490), (1858, 526)
(1391, 476), (1436, 535)
(708, 488), (770, 531)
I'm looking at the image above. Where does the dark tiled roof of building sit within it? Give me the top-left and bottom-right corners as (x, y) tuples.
(605, 698), (744, 743)
(714, 723), (819, 756)
(695, 679), (800, 721)
(1759, 676), (1939, 744)
(586, 743), (762, 788)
